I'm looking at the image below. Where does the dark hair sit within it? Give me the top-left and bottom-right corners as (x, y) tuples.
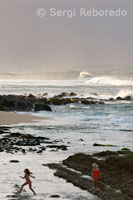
(24, 168), (32, 175)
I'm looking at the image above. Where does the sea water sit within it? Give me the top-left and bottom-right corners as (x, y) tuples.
(0, 65), (133, 199)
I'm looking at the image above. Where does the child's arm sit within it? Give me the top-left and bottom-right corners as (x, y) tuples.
(20, 176), (25, 179)
(30, 175), (35, 178)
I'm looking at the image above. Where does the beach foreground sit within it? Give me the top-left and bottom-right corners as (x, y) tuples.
(0, 117), (132, 199)
(0, 126), (98, 200)
(0, 111), (44, 125)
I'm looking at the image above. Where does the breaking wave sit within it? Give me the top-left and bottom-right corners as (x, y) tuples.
(116, 90), (133, 100)
(80, 71), (92, 78)
(86, 76), (133, 86)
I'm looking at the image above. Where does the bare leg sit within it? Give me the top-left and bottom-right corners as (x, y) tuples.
(92, 178), (97, 189)
(93, 178), (98, 188)
(17, 182), (28, 193)
(96, 179), (98, 188)
(29, 182), (36, 195)
(92, 178), (95, 187)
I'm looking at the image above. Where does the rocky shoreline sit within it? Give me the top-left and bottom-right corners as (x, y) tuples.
(1, 126), (133, 199)
(0, 126), (68, 155)
(46, 150), (133, 200)
(0, 92), (132, 112)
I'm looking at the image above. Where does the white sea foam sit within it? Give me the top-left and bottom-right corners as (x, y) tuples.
(86, 76), (133, 86)
(116, 90), (133, 100)
(0, 75), (133, 88)
(69, 105), (80, 109)
(0, 79), (84, 87)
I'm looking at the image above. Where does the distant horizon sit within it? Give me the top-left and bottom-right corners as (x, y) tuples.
(0, 64), (132, 81)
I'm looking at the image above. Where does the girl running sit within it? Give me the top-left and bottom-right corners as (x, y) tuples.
(17, 168), (36, 195)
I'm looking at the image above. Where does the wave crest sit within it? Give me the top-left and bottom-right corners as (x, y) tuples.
(80, 71), (91, 78)
(86, 76), (133, 86)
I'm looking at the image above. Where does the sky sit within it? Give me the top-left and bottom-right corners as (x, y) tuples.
(0, 0), (133, 68)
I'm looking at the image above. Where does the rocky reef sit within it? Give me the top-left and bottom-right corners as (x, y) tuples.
(0, 92), (132, 112)
(0, 127), (68, 154)
(46, 150), (133, 200)
(0, 93), (105, 112)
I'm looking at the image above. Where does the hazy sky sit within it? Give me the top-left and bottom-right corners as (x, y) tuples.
(0, 0), (133, 67)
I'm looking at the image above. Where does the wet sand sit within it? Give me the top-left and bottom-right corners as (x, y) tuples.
(0, 111), (44, 125)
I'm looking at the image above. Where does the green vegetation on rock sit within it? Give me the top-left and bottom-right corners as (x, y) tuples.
(93, 143), (117, 147)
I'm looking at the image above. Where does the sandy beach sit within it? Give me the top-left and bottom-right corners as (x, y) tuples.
(0, 111), (44, 125)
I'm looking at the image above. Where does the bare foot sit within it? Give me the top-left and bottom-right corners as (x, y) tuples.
(89, 187), (95, 191)
(16, 191), (20, 194)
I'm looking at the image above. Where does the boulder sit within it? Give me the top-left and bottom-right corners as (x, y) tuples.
(2, 99), (16, 108)
(123, 96), (131, 101)
(10, 160), (19, 163)
(28, 94), (35, 99)
(81, 99), (96, 105)
(43, 93), (48, 96)
(16, 101), (28, 111)
(108, 98), (115, 101)
(50, 98), (62, 105)
(0, 148), (4, 152)
(47, 145), (68, 150)
(9, 132), (22, 138)
(55, 92), (69, 98)
(0, 104), (10, 111)
(69, 92), (77, 96)
(116, 96), (123, 100)
(116, 96), (131, 101)
(34, 102), (52, 112)
(50, 195), (60, 198)
(61, 98), (73, 104)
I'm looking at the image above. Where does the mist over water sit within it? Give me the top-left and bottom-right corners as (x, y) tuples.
(0, 65), (133, 100)
(0, 65), (133, 80)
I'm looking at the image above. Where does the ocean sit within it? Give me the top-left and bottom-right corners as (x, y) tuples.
(0, 65), (133, 199)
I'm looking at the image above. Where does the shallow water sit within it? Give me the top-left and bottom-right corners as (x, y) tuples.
(0, 149), (100, 200)
(1, 104), (132, 199)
